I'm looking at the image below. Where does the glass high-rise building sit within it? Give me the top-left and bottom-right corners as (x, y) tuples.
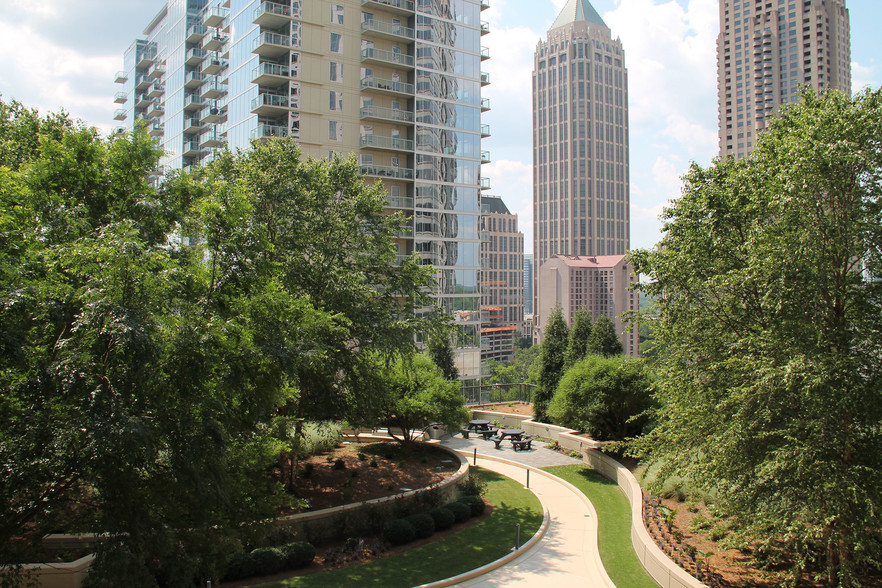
(716, 0), (850, 159)
(114, 0), (491, 379)
(531, 0), (629, 324)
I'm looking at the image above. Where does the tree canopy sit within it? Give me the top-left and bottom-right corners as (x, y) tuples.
(563, 308), (593, 368)
(628, 88), (882, 586)
(533, 306), (568, 421)
(585, 313), (622, 358)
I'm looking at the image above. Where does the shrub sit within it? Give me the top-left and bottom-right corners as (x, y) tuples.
(444, 501), (471, 523)
(300, 462), (314, 478)
(333, 458), (346, 470)
(296, 421), (344, 458)
(383, 519), (416, 545)
(282, 542), (316, 569)
(460, 494), (486, 517)
(250, 546), (287, 575)
(405, 513), (436, 539)
(223, 552), (258, 581)
(457, 473), (486, 497)
(428, 507), (456, 531)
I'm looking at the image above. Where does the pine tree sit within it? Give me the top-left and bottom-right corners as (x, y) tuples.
(533, 306), (569, 421)
(586, 313), (622, 357)
(564, 308), (593, 367)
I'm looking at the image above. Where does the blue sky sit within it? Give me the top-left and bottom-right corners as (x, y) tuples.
(0, 0), (878, 252)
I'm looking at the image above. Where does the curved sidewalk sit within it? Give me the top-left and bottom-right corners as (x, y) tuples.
(438, 438), (615, 587)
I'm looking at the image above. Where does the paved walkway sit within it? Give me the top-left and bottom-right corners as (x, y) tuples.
(436, 435), (615, 587)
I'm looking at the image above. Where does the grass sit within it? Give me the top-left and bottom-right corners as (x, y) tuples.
(544, 464), (659, 588)
(253, 466), (543, 587)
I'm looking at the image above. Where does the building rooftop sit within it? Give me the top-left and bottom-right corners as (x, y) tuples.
(481, 195), (511, 215)
(550, 0), (607, 30)
(550, 254), (626, 268)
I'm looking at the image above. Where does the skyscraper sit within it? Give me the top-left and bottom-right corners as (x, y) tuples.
(531, 0), (630, 337)
(114, 0), (491, 379)
(717, 0), (850, 159)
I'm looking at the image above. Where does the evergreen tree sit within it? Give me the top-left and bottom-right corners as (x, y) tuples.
(533, 306), (569, 421)
(586, 313), (622, 357)
(427, 333), (459, 381)
(564, 308), (593, 367)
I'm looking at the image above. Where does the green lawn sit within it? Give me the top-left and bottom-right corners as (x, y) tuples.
(253, 466), (543, 587)
(543, 465), (659, 588)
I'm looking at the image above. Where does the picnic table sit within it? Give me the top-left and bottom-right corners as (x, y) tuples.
(478, 427), (500, 440)
(468, 420), (491, 431)
(499, 428), (525, 441)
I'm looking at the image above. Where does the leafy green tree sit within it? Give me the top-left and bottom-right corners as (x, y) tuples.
(586, 313), (622, 357)
(427, 331), (459, 381)
(533, 306), (569, 421)
(547, 356), (654, 441)
(628, 88), (882, 586)
(564, 308), (593, 367)
(383, 353), (470, 444)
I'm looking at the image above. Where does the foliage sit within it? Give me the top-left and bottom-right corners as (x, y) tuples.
(428, 507), (456, 531)
(281, 542), (315, 569)
(547, 356), (654, 441)
(382, 353), (470, 444)
(564, 308), (593, 367)
(533, 306), (569, 421)
(628, 88), (882, 587)
(444, 502), (471, 524)
(585, 313), (622, 357)
(457, 473), (487, 497)
(427, 330), (459, 381)
(459, 495), (486, 517)
(383, 519), (416, 546)
(484, 345), (539, 386)
(405, 513), (436, 539)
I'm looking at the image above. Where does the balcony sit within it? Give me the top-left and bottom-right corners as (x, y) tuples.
(359, 104), (413, 123)
(203, 6), (229, 27)
(183, 117), (204, 134)
(186, 24), (208, 43)
(480, 72), (490, 86)
(251, 61), (292, 85)
(184, 95), (206, 112)
(135, 74), (152, 91)
(202, 33), (228, 52)
(360, 75), (414, 96)
(114, 70), (128, 84)
(481, 150), (490, 163)
(202, 107), (227, 124)
(146, 63), (166, 79)
(136, 52), (155, 69)
(480, 21), (489, 35)
(361, 0), (414, 15)
(251, 92), (292, 115)
(361, 19), (415, 41)
(203, 58), (228, 75)
(481, 0), (489, 9)
(202, 80), (227, 100)
(182, 139), (203, 158)
(251, 123), (289, 140)
(481, 46), (489, 60)
(361, 163), (414, 180)
(148, 82), (165, 98)
(252, 31), (292, 58)
(387, 194), (414, 208)
(147, 102), (165, 118)
(480, 177), (491, 190)
(185, 71), (206, 89)
(480, 123), (490, 137)
(113, 108), (127, 121)
(135, 93), (153, 109)
(114, 92), (128, 104)
(480, 97), (490, 111)
(361, 47), (414, 68)
(149, 124), (164, 138)
(360, 134), (413, 151)
(186, 47), (208, 65)
(253, 1), (295, 28)
(202, 132), (225, 148)
(394, 224), (414, 238)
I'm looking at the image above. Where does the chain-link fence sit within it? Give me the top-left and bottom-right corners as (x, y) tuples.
(460, 382), (535, 405)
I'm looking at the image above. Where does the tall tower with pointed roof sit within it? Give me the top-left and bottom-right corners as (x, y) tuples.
(532, 0), (629, 322)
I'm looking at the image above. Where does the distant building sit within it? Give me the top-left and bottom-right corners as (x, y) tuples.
(523, 253), (534, 316)
(536, 254), (638, 357)
(480, 195), (524, 363)
(716, 0), (851, 159)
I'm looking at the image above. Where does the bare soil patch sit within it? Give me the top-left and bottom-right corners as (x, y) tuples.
(470, 401), (533, 416)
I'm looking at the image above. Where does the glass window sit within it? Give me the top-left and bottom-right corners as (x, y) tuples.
(330, 33), (343, 53)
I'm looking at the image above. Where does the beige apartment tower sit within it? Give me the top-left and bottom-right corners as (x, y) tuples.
(717, 0), (850, 158)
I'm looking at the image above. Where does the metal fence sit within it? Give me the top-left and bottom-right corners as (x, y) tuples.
(460, 382), (535, 405)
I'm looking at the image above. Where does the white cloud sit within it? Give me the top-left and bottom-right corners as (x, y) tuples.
(651, 155), (684, 199)
(662, 112), (718, 158)
(852, 60), (880, 93)
(485, 158), (534, 249)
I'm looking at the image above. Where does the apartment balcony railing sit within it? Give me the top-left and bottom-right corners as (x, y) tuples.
(149, 124), (164, 138)
(252, 31), (292, 58)
(114, 92), (128, 104)
(481, 150), (490, 163)
(182, 139), (203, 157)
(481, 97), (490, 111)
(253, 1), (296, 28)
(360, 163), (414, 180)
(186, 24), (209, 43)
(147, 102), (165, 118)
(251, 123), (289, 140)
(394, 225), (414, 238)
(203, 58), (228, 75)
(202, 133), (225, 148)
(480, 72), (490, 86)
(135, 94), (153, 109)
(480, 123), (491, 137)
(184, 95), (206, 111)
(114, 70), (128, 84)
(148, 82), (165, 98)
(361, 0), (414, 14)
(202, 107), (227, 124)
(251, 62), (293, 85)
(183, 117), (204, 134)
(481, 46), (490, 60)
(481, 0), (489, 9)
(186, 47), (208, 65)
(146, 63), (166, 79)
(203, 6), (229, 27)
(113, 108), (127, 121)
(202, 34), (228, 52)
(387, 194), (414, 209)
(135, 74), (152, 91)
(361, 19), (415, 40)
(361, 47), (414, 68)
(360, 134), (414, 151)
(360, 75), (414, 95)
(480, 177), (491, 190)
(359, 104), (413, 123)
(202, 82), (227, 100)
(251, 92), (292, 115)
(480, 21), (489, 35)
(185, 71), (206, 89)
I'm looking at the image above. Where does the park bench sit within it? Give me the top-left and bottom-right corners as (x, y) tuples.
(479, 427), (500, 440)
(490, 435), (504, 449)
(512, 437), (533, 451)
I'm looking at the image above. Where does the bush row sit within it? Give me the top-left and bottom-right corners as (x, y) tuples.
(383, 496), (486, 546)
(223, 541), (316, 581)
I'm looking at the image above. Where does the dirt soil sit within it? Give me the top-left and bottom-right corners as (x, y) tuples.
(471, 401), (533, 416)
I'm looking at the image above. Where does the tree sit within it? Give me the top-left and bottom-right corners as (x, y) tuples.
(564, 308), (593, 367)
(533, 306), (569, 421)
(427, 331), (459, 381)
(383, 353), (470, 445)
(628, 88), (882, 586)
(547, 356), (654, 441)
(485, 345), (540, 386)
(585, 313), (622, 357)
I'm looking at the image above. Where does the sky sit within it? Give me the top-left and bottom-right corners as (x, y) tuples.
(0, 0), (879, 253)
